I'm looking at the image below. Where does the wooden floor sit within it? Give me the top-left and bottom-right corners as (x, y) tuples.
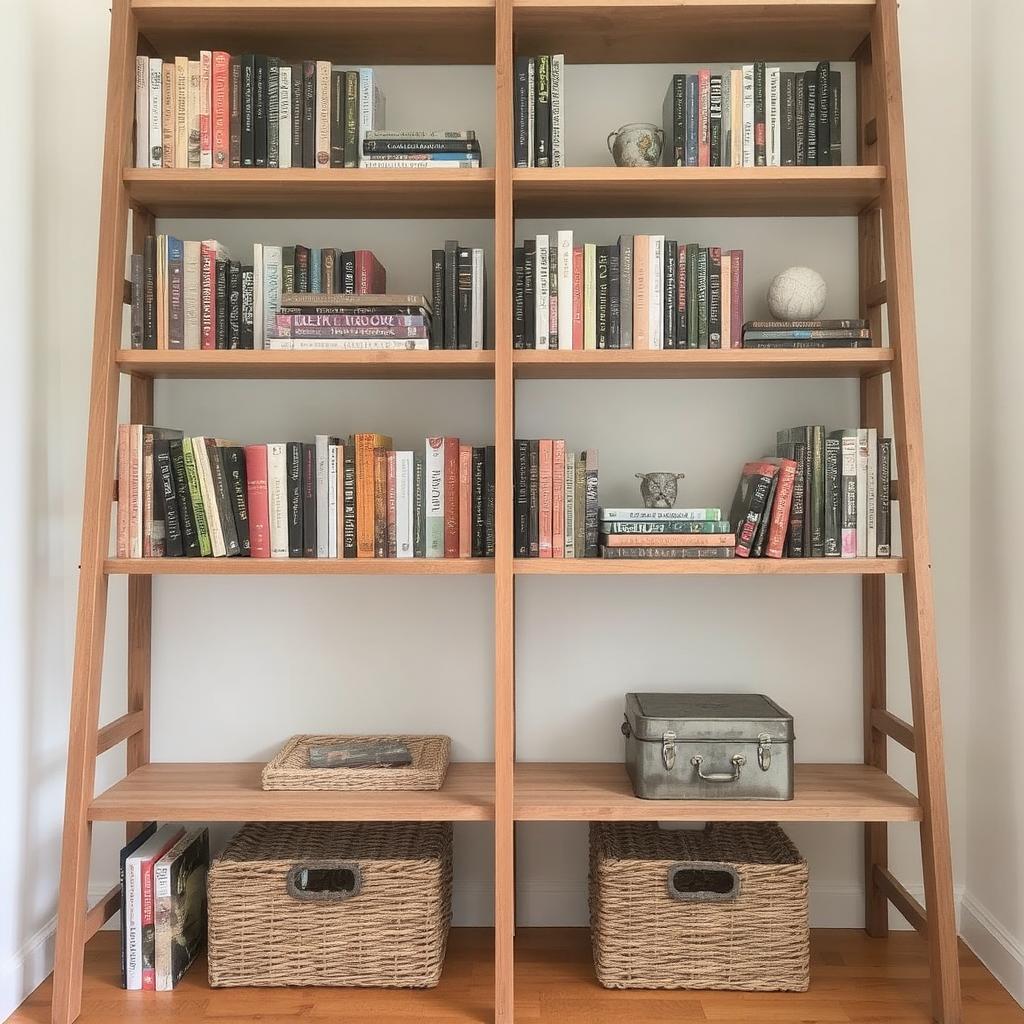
(10, 927), (1022, 1023)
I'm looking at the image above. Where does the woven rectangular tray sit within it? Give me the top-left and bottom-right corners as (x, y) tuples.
(261, 734), (451, 791)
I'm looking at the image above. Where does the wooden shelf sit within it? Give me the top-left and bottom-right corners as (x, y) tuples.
(89, 761), (495, 822)
(513, 0), (874, 63)
(514, 762), (921, 822)
(132, 0), (495, 65)
(123, 168), (496, 219)
(117, 349), (496, 380)
(514, 557), (907, 575)
(513, 166), (886, 218)
(513, 348), (892, 379)
(104, 557), (495, 575)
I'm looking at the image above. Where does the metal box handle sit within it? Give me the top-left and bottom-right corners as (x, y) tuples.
(690, 753), (746, 783)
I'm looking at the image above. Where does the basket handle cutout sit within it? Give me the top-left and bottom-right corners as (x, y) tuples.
(286, 861), (362, 902)
(667, 861), (741, 903)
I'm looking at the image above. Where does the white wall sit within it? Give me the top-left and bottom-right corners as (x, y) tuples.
(0, 0), (1001, 1017)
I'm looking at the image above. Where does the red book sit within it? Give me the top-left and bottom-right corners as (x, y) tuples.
(765, 458), (798, 559)
(552, 439), (565, 558)
(140, 829), (183, 990)
(443, 437), (459, 558)
(538, 439), (553, 557)
(386, 450), (397, 557)
(459, 444), (472, 558)
(199, 240), (218, 349)
(355, 250), (387, 294)
(245, 445), (271, 557)
(698, 68), (711, 166)
(729, 249), (744, 348)
(211, 51), (230, 168)
(571, 246), (584, 349)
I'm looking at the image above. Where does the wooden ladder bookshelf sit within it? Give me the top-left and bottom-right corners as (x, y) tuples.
(50, 1), (961, 1023)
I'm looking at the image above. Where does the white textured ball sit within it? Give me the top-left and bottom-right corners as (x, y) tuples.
(767, 267), (827, 321)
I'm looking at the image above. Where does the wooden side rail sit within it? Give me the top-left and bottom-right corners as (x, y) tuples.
(871, 709), (916, 752)
(874, 865), (927, 935)
(96, 711), (146, 755)
(84, 884), (121, 942)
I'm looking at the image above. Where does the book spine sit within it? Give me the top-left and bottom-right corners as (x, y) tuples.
(697, 68), (710, 166)
(816, 61), (831, 165)
(583, 450), (599, 557)
(396, 450), (414, 558)
(443, 437), (460, 558)
(315, 60), (331, 168)
(535, 236), (550, 349)
(512, 247), (525, 349)
(125, 858), (142, 988)
(601, 546), (734, 560)
(385, 449), (397, 557)
(229, 56), (242, 166)
(781, 71), (796, 166)
(160, 62), (174, 167)
(662, 241), (676, 349)
(527, 59), (535, 166)
(765, 460), (797, 558)
(618, 236), (633, 349)
(753, 61), (766, 165)
(344, 69), (359, 168)
(794, 71), (806, 165)
(837, 432), (858, 557)
(729, 251), (744, 349)
(696, 247), (709, 347)
(413, 451), (426, 558)
(664, 74), (685, 166)
(472, 247), (485, 349)
(342, 446), (357, 558)
(685, 75), (699, 166)
(484, 445), (496, 557)
(457, 247), (474, 348)
(571, 245), (584, 349)
(734, 468), (775, 558)
(458, 444), (472, 558)
(227, 261), (241, 347)
(766, 66), (780, 166)
(238, 55), (254, 166)
(551, 54), (564, 166)
(824, 436), (841, 556)
(135, 57), (150, 167)
(557, 230), (573, 349)
(677, 245), (687, 346)
(426, 437), (445, 557)
(538, 439), (553, 557)
(830, 70), (842, 165)
(130, 255), (144, 348)
(266, 443), (289, 557)
(601, 520), (732, 535)
(354, 435), (375, 557)
(595, 246), (609, 349)
(278, 63), (292, 168)
(607, 243), (620, 348)
(741, 65), (754, 167)
(528, 441), (540, 556)
(708, 247), (722, 349)
(245, 445), (271, 558)
(266, 57), (280, 167)
(431, 249), (446, 349)
(444, 239), (459, 348)
(207, 440), (239, 556)
(573, 450), (586, 557)
(709, 74), (722, 166)
(805, 72), (818, 165)
(865, 426), (878, 556)
(154, 442), (182, 557)
(181, 439), (211, 556)
(720, 253), (731, 349)
(513, 56), (530, 167)
(147, 59), (163, 168)
(224, 446), (251, 555)
(302, 442), (316, 558)
(169, 440), (200, 557)
(534, 55), (551, 167)
(750, 473), (777, 557)
(199, 50), (213, 167)
(551, 439), (565, 558)
(877, 437), (891, 556)
(513, 440), (529, 556)
(563, 450), (575, 558)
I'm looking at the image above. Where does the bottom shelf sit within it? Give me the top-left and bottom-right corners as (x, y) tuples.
(13, 928), (1020, 1024)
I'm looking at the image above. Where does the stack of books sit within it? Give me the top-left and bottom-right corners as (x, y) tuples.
(730, 426), (892, 559)
(115, 427), (496, 560)
(361, 129), (482, 169)
(741, 318), (872, 349)
(599, 507), (735, 560)
(429, 242), (488, 348)
(120, 824), (209, 991)
(513, 232), (743, 349)
(268, 293), (432, 351)
(663, 61), (841, 168)
(134, 54), (383, 169)
(512, 441), (599, 558)
(513, 54), (565, 167)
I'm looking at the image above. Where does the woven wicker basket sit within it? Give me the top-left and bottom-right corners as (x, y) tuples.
(589, 821), (809, 991)
(208, 821), (452, 988)
(261, 734), (450, 791)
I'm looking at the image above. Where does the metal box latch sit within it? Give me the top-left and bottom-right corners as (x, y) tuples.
(757, 733), (772, 771)
(662, 731), (677, 770)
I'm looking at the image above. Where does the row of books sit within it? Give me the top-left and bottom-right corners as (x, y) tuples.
(133, 54), (384, 169)
(598, 506), (735, 560)
(730, 426), (892, 559)
(115, 426), (496, 560)
(741, 318), (873, 349)
(513, 55), (565, 168)
(512, 441), (598, 557)
(128, 237), (388, 350)
(360, 130), (483, 169)
(427, 242), (488, 348)
(663, 62), (842, 168)
(513, 233), (744, 349)
(120, 824), (208, 991)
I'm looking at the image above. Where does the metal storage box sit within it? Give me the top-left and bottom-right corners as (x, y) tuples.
(622, 693), (794, 800)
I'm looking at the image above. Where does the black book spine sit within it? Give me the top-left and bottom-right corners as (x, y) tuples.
(240, 266), (254, 348)
(709, 74), (722, 167)
(223, 446), (251, 555)
(443, 239), (459, 349)
(663, 240), (678, 349)
(514, 56), (530, 167)
(154, 441), (183, 557)
(142, 235), (156, 349)
(286, 441), (303, 557)
(168, 440), (200, 557)
(208, 442), (240, 556)
(608, 243), (621, 349)
(484, 445), (496, 557)
(816, 61), (831, 165)
(215, 260), (228, 348)
(228, 261), (242, 348)
(430, 249), (445, 349)
(330, 68), (345, 167)
(130, 254), (143, 348)
(781, 71), (796, 166)
(667, 74), (685, 166)
(696, 247), (709, 347)
(240, 55), (255, 167)
(229, 56), (242, 167)
(708, 247), (722, 349)
(253, 55), (268, 167)
(456, 246), (473, 349)
(302, 60), (316, 168)
(471, 447), (486, 557)
(513, 439), (529, 556)
(751, 473), (777, 557)
(301, 442), (317, 558)
(548, 245), (558, 349)
(809, 426), (825, 557)
(344, 70), (359, 168)
(785, 438), (806, 557)
(413, 452), (426, 558)
(824, 436), (841, 556)
(294, 246), (310, 293)
(534, 55), (551, 167)
(339, 251), (355, 294)
(805, 74), (817, 166)
(794, 72), (806, 166)
(527, 440), (540, 556)
(523, 240), (536, 348)
(877, 437), (892, 556)
(583, 452), (599, 557)
(267, 57), (280, 167)
(290, 63), (303, 168)
(595, 245), (609, 349)
(830, 70), (842, 166)
(342, 445), (357, 558)
(363, 138), (482, 155)
(735, 469), (775, 557)
(512, 246), (526, 348)
(754, 61), (766, 166)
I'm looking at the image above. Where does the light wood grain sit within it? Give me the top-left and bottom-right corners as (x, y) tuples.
(513, 763), (921, 822)
(123, 168), (495, 218)
(94, 712), (145, 756)
(874, 865), (927, 934)
(514, 557), (907, 575)
(117, 349), (496, 379)
(513, 166), (886, 218)
(871, 708), (916, 752)
(88, 762), (495, 822)
(104, 556), (494, 575)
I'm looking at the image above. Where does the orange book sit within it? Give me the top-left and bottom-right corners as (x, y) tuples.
(633, 234), (650, 349)
(459, 444), (472, 558)
(353, 432), (391, 557)
(443, 437), (460, 558)
(551, 439), (565, 558)
(601, 533), (736, 548)
(538, 439), (553, 557)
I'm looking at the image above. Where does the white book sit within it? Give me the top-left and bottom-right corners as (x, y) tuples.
(557, 230), (573, 346)
(526, 59), (535, 168)
(563, 450), (576, 558)
(425, 437), (445, 557)
(730, 69), (743, 167)
(856, 428), (869, 557)
(837, 432), (858, 558)
(471, 248), (485, 349)
(252, 243), (264, 349)
(328, 443), (339, 558)
(147, 59), (162, 169)
(396, 451), (414, 558)
(278, 64), (292, 169)
(535, 235), (550, 349)
(865, 426), (878, 557)
(357, 69), (385, 167)
(742, 64), (755, 167)
(135, 56), (150, 168)
(183, 241), (202, 349)
(648, 236), (664, 349)
(173, 57), (188, 169)
(267, 443), (289, 558)
(262, 245), (283, 342)
(267, 338), (430, 351)
(187, 60), (201, 168)
(153, 827), (204, 991)
(315, 60), (331, 168)
(767, 67), (781, 167)
(192, 437), (226, 557)
(551, 54), (564, 167)
(130, 425), (144, 557)
(315, 434), (330, 557)
(199, 51), (212, 168)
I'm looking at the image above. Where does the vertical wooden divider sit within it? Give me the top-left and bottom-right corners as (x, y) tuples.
(493, 0), (516, 1021)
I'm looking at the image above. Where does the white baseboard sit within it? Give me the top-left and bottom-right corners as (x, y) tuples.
(961, 893), (1024, 1009)
(0, 913), (57, 1023)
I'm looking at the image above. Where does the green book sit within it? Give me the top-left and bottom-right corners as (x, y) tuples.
(181, 438), (212, 556)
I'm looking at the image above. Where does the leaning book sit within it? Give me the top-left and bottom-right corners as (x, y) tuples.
(153, 828), (209, 991)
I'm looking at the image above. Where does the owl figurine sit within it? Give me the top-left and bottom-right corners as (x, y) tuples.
(636, 472), (685, 509)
